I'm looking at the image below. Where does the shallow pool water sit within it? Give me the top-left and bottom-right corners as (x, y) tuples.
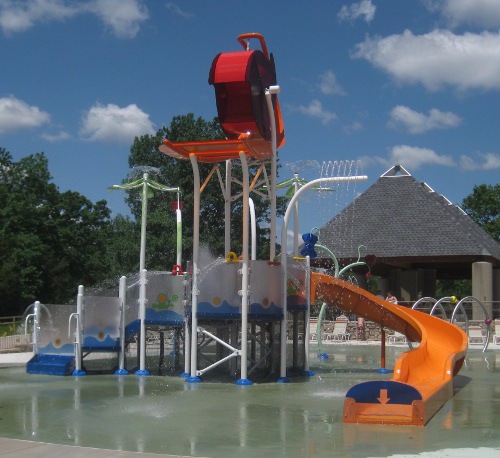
(0, 345), (499, 457)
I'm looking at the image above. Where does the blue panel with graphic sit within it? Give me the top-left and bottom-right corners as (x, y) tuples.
(346, 380), (422, 405)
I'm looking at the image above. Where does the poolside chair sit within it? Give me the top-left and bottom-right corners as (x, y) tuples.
(387, 331), (407, 344)
(493, 320), (500, 345)
(325, 316), (350, 342)
(468, 325), (486, 345)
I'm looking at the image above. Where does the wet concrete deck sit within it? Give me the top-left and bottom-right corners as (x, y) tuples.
(0, 343), (499, 457)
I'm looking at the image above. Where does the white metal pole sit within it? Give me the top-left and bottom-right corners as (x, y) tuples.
(238, 152), (251, 385)
(116, 276), (128, 375)
(293, 176), (299, 257)
(74, 285), (84, 373)
(137, 268), (149, 375)
(249, 197), (257, 261)
(33, 301), (40, 355)
(176, 192), (182, 267)
(304, 256), (312, 374)
(279, 175), (368, 380)
(265, 86), (279, 261)
(188, 154), (201, 381)
(139, 173), (148, 272)
(225, 160), (232, 256)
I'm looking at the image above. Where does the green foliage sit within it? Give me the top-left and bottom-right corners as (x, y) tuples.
(436, 279), (471, 299)
(0, 148), (112, 315)
(462, 183), (500, 241)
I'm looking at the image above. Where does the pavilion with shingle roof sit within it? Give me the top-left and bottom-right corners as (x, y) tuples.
(316, 165), (500, 309)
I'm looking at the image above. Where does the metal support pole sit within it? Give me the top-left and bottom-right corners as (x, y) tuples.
(236, 151), (252, 385)
(116, 276), (128, 375)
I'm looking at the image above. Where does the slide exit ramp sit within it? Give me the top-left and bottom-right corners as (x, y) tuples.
(311, 273), (468, 426)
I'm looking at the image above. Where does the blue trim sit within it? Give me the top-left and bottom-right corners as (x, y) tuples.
(378, 368), (391, 374)
(276, 376), (291, 383)
(72, 369), (87, 377)
(186, 376), (202, 383)
(235, 378), (253, 386)
(114, 368), (129, 376)
(135, 369), (150, 377)
(303, 370), (314, 377)
(318, 353), (329, 360)
(179, 372), (190, 379)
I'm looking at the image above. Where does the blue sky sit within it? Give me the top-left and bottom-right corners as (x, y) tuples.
(1, 0), (500, 243)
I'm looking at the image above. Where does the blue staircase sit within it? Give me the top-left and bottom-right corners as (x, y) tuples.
(26, 354), (75, 376)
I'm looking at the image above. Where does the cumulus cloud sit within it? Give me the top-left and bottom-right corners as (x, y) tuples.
(0, 95), (50, 133)
(41, 130), (70, 142)
(388, 105), (462, 134)
(318, 71), (346, 96)
(431, 0), (500, 29)
(353, 29), (500, 91)
(343, 121), (363, 135)
(0, 0), (148, 38)
(89, 0), (148, 38)
(459, 152), (500, 170)
(359, 145), (456, 169)
(166, 2), (193, 19)
(290, 99), (337, 125)
(338, 0), (376, 23)
(80, 102), (155, 143)
(0, 0), (79, 33)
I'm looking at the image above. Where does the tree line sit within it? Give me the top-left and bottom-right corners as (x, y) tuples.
(1, 113), (498, 316)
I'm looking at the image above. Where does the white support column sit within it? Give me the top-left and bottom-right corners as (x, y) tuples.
(265, 86), (279, 261)
(237, 151), (252, 385)
(225, 159), (232, 256)
(116, 276), (128, 375)
(136, 269), (149, 376)
(188, 154), (202, 382)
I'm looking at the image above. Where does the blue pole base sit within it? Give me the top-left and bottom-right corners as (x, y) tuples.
(276, 376), (291, 383)
(114, 368), (129, 376)
(179, 372), (190, 379)
(377, 368), (390, 374)
(318, 353), (329, 360)
(303, 370), (314, 377)
(135, 369), (150, 377)
(72, 369), (86, 377)
(186, 376), (202, 383)
(236, 378), (253, 386)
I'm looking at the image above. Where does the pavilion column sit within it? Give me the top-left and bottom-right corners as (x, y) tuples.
(472, 262), (493, 320)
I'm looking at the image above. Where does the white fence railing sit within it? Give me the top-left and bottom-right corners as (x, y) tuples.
(0, 334), (33, 351)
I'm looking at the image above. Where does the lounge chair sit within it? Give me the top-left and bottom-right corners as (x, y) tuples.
(387, 331), (407, 344)
(468, 325), (486, 345)
(493, 320), (500, 345)
(325, 316), (350, 342)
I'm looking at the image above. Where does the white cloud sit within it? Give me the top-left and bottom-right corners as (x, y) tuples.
(318, 71), (346, 96)
(88, 0), (148, 39)
(388, 105), (462, 134)
(41, 130), (70, 142)
(459, 152), (500, 170)
(436, 0), (500, 29)
(166, 2), (193, 19)
(80, 102), (155, 143)
(0, 0), (148, 38)
(353, 29), (500, 91)
(0, 95), (50, 133)
(338, 0), (376, 23)
(359, 145), (456, 169)
(343, 121), (363, 135)
(291, 99), (337, 125)
(0, 0), (79, 34)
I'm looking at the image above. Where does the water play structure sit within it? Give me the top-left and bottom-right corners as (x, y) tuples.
(23, 32), (478, 426)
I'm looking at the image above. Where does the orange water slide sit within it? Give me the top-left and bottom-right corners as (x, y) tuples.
(310, 273), (468, 426)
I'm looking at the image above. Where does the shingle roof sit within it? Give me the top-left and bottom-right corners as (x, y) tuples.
(318, 165), (500, 276)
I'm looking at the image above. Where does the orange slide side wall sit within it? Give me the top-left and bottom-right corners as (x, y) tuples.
(310, 273), (468, 426)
